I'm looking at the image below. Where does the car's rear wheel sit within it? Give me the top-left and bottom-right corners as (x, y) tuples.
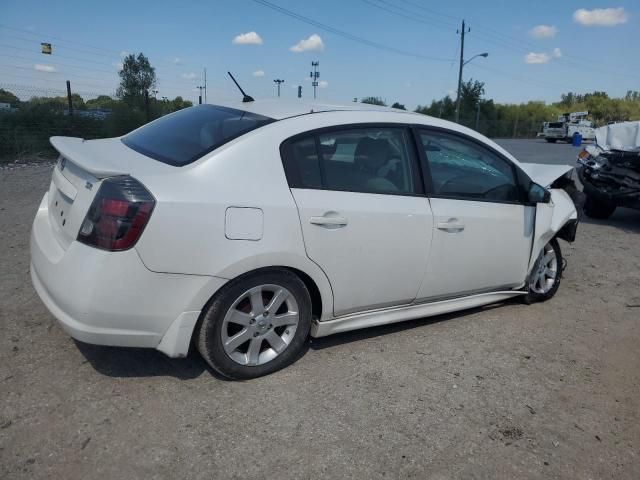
(523, 238), (562, 304)
(583, 195), (616, 219)
(197, 269), (311, 379)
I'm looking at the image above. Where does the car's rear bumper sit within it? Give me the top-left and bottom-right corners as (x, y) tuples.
(30, 192), (226, 356)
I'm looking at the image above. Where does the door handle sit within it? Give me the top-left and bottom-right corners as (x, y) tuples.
(436, 219), (465, 231)
(310, 216), (348, 227)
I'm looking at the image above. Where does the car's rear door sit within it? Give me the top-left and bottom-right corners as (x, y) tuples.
(415, 128), (533, 301)
(281, 125), (433, 317)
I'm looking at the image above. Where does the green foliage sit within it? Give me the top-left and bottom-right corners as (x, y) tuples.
(416, 85), (640, 138)
(391, 102), (406, 110)
(0, 86), (192, 160)
(116, 53), (156, 107)
(0, 88), (20, 106)
(85, 95), (118, 110)
(361, 96), (386, 106)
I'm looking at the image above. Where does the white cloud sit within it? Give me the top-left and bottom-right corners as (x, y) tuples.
(34, 64), (56, 73)
(112, 62), (124, 71)
(232, 31), (263, 45)
(319, 80), (328, 88)
(181, 72), (197, 80)
(290, 34), (324, 52)
(529, 25), (557, 38)
(252, 69), (265, 77)
(120, 51), (130, 57)
(552, 47), (562, 58)
(525, 52), (550, 64)
(573, 7), (628, 27)
(172, 57), (182, 65)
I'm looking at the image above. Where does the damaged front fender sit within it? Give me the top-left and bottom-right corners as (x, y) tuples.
(528, 189), (578, 274)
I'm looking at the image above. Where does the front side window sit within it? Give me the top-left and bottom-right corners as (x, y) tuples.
(283, 127), (417, 195)
(419, 130), (519, 202)
(123, 105), (274, 166)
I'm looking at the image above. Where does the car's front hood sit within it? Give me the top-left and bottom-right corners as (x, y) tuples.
(519, 163), (573, 187)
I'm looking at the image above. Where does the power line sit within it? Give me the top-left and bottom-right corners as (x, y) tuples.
(362, 0), (456, 31)
(0, 25), (196, 69)
(383, 0), (639, 79)
(250, 0), (453, 62)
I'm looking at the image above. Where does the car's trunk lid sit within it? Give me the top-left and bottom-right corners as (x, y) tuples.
(46, 136), (170, 250)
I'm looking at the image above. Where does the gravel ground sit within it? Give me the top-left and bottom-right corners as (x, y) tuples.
(1, 139), (639, 479)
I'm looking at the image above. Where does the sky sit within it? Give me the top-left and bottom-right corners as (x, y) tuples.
(1, 0), (638, 109)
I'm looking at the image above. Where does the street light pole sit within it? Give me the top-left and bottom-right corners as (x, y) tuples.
(454, 19), (489, 124)
(274, 79), (284, 97)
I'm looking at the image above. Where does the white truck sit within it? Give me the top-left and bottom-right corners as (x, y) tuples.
(543, 111), (596, 143)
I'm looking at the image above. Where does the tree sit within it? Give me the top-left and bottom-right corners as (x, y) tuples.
(85, 95), (118, 110)
(0, 88), (19, 106)
(116, 53), (156, 107)
(391, 102), (406, 110)
(360, 96), (386, 106)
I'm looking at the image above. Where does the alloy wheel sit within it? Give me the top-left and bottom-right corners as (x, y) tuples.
(221, 284), (299, 366)
(530, 243), (558, 294)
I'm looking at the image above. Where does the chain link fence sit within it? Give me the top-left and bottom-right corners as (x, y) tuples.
(0, 82), (191, 161)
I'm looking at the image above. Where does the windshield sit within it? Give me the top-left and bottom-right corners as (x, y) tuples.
(122, 105), (274, 166)
(548, 122), (564, 128)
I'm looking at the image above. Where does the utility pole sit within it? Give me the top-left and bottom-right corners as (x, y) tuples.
(204, 68), (207, 103)
(66, 80), (73, 117)
(310, 61), (320, 99)
(298, 85), (302, 98)
(475, 102), (481, 131)
(455, 19), (469, 124)
(197, 86), (204, 105)
(274, 79), (285, 97)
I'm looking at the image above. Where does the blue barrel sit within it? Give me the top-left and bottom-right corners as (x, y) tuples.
(572, 131), (582, 147)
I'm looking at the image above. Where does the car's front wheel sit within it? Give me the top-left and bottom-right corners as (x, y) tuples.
(523, 238), (562, 304)
(583, 195), (616, 219)
(197, 269), (311, 379)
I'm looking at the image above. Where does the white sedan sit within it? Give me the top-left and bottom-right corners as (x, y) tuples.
(30, 100), (578, 379)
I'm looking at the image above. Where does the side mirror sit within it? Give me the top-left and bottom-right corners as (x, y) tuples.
(528, 182), (551, 204)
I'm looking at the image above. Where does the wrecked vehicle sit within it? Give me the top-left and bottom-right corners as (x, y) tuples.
(30, 99), (578, 379)
(577, 121), (640, 219)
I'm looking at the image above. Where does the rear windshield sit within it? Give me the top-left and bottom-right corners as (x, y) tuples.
(122, 105), (274, 166)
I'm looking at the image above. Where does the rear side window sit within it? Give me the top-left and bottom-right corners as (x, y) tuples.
(122, 105), (274, 166)
(282, 127), (418, 195)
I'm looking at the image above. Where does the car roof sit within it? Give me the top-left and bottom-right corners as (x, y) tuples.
(212, 98), (420, 120)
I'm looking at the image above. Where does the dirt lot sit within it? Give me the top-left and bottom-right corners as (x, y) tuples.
(1, 140), (639, 479)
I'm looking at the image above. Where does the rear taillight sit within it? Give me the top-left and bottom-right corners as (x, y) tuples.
(78, 176), (155, 251)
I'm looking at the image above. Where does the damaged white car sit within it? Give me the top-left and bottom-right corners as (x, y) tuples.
(578, 121), (640, 219)
(30, 99), (578, 379)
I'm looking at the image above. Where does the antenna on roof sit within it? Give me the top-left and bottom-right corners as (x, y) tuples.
(227, 72), (254, 103)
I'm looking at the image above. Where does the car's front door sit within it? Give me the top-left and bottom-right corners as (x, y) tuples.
(415, 128), (534, 301)
(281, 126), (433, 316)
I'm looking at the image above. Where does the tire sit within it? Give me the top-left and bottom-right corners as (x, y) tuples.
(523, 238), (562, 304)
(197, 269), (312, 380)
(583, 195), (616, 219)
(545, 138), (557, 143)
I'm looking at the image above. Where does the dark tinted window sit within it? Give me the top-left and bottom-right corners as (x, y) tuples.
(122, 105), (274, 166)
(283, 128), (417, 195)
(419, 130), (519, 202)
